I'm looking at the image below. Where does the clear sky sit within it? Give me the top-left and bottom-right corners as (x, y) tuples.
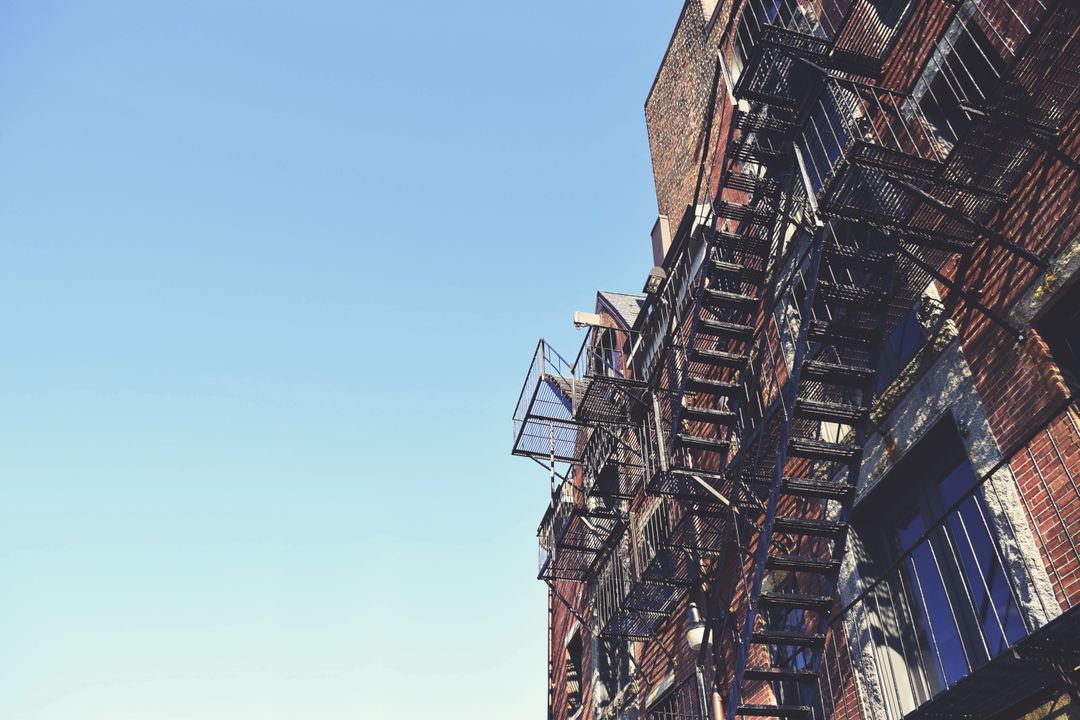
(0, 2), (673, 718)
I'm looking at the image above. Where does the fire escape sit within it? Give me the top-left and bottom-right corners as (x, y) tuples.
(513, 0), (1078, 716)
(709, 0), (1080, 717)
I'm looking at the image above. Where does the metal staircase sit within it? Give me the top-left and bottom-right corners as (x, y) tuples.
(663, 105), (793, 501)
(723, 224), (896, 720)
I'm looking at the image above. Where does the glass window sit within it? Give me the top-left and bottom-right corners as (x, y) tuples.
(566, 632), (583, 713)
(1035, 279), (1080, 389)
(858, 422), (1025, 714)
(917, 20), (1006, 154)
(874, 304), (926, 396)
(595, 638), (631, 708)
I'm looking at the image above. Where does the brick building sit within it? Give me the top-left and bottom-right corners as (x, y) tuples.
(511, 1), (1080, 719)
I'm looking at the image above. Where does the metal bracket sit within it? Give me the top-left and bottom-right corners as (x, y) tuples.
(888, 177), (1048, 269)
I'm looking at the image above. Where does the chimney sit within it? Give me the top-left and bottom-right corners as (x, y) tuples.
(651, 214), (672, 266)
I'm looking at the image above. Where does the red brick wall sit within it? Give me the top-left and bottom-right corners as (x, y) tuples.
(548, 580), (593, 720)
(542, 1), (1080, 717)
(949, 106), (1079, 451)
(645, 1), (713, 229)
(1008, 404), (1080, 610)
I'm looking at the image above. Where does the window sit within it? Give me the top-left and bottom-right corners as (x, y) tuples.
(761, 575), (824, 712)
(917, 19), (1006, 154)
(647, 678), (700, 720)
(594, 638), (632, 708)
(857, 422), (1026, 717)
(802, 84), (851, 194)
(874, 303), (927, 396)
(591, 328), (624, 379)
(1035, 278), (1080, 389)
(566, 631), (583, 714)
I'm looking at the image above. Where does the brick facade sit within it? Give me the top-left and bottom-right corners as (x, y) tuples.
(527, 1), (1079, 719)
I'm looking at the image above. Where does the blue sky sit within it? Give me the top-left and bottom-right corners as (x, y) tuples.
(0, 2), (672, 718)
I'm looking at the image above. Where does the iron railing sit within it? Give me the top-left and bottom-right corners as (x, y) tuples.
(574, 325), (649, 425)
(538, 480), (623, 583)
(630, 210), (713, 387)
(513, 339), (588, 461)
(592, 493), (730, 641)
(582, 423), (648, 500)
(647, 675), (708, 720)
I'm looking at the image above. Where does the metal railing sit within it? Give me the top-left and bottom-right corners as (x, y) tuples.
(582, 423), (648, 500)
(513, 338), (588, 461)
(538, 480), (621, 582)
(722, 0), (912, 99)
(630, 210), (712, 387)
(647, 675), (708, 720)
(799, 79), (948, 200)
(574, 326), (649, 425)
(574, 326), (641, 383)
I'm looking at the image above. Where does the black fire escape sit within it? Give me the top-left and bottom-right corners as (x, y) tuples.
(707, 0), (1080, 717)
(513, 0), (1079, 716)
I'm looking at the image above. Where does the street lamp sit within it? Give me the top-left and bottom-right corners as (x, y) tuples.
(643, 266), (668, 295)
(687, 602), (706, 652)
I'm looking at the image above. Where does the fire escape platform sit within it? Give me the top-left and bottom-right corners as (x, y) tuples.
(537, 491), (622, 583)
(901, 607), (1080, 720)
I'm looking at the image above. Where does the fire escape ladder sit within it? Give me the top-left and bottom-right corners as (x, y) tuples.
(666, 105), (784, 497)
(724, 229), (897, 720)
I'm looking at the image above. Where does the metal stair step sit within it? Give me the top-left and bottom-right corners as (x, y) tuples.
(779, 476), (855, 500)
(697, 317), (755, 341)
(743, 667), (819, 684)
(773, 516), (848, 538)
(807, 319), (881, 348)
(715, 231), (771, 256)
(759, 25), (831, 59)
(710, 258), (766, 285)
(752, 629), (826, 648)
(895, 228), (976, 254)
(690, 346), (749, 369)
(682, 405), (738, 426)
(715, 200), (777, 226)
(759, 592), (834, 612)
(803, 359), (876, 387)
(704, 288), (758, 311)
(794, 398), (867, 424)
(725, 172), (782, 198)
(817, 280), (886, 308)
(670, 465), (729, 482)
(686, 375), (742, 396)
(735, 86), (799, 110)
(788, 437), (859, 462)
(735, 111), (795, 136)
(824, 243), (895, 272)
(746, 474), (855, 500)
(737, 703), (812, 718)
(766, 554), (841, 574)
(676, 433), (731, 453)
(731, 141), (784, 165)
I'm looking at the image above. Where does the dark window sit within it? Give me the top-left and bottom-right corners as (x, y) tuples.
(1035, 279), (1080, 388)
(874, 303), (927, 396)
(566, 632), (583, 713)
(647, 679), (699, 720)
(918, 20), (1007, 152)
(857, 422), (1026, 714)
(588, 327), (627, 379)
(595, 638), (631, 707)
(803, 87), (848, 194)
